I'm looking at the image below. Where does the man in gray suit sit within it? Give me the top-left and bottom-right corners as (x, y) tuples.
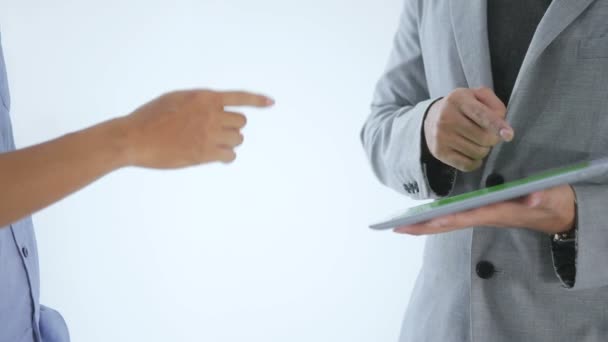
(0, 32), (273, 341)
(362, 0), (608, 341)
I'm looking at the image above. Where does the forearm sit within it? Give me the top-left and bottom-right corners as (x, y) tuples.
(361, 0), (449, 199)
(0, 118), (130, 227)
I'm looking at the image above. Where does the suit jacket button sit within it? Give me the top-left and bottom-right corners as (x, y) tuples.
(485, 173), (505, 188)
(22, 247), (29, 258)
(476, 261), (495, 279)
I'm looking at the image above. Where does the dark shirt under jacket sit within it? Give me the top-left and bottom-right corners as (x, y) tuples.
(422, 0), (575, 287)
(488, 0), (553, 105)
(423, 0), (552, 194)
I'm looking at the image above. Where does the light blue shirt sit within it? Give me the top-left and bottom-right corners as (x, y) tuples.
(0, 34), (69, 342)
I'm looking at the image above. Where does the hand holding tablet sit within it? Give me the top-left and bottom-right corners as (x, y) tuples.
(370, 158), (608, 234)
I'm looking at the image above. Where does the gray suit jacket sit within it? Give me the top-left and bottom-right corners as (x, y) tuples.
(362, 1), (608, 341)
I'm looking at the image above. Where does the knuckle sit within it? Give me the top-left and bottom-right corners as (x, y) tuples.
(435, 112), (454, 131)
(496, 108), (508, 119)
(469, 104), (485, 118)
(474, 146), (490, 159)
(469, 160), (483, 171)
(435, 119), (447, 132)
(173, 89), (190, 97)
(436, 109), (452, 124)
(199, 111), (215, 128)
(464, 164), (477, 172)
(427, 142), (439, 157)
(162, 90), (179, 99)
(482, 133), (499, 146)
(445, 91), (460, 105)
(436, 148), (452, 163)
(212, 94), (224, 106)
(455, 158), (478, 172)
(477, 135), (491, 147)
(488, 119), (503, 131)
(160, 91), (185, 105)
(198, 90), (219, 105)
(475, 113), (490, 127)
(476, 86), (492, 95)
(453, 162), (468, 172)
(452, 88), (466, 96)
(187, 90), (204, 101)
(436, 131), (452, 147)
(481, 147), (491, 158)
(454, 87), (472, 98)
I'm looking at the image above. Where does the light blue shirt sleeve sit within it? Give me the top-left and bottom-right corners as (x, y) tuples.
(0, 32), (69, 342)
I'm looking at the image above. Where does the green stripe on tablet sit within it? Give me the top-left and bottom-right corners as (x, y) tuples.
(370, 159), (604, 230)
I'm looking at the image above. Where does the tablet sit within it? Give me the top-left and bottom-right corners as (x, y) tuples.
(369, 158), (608, 230)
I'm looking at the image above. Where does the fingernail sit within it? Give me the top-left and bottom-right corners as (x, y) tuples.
(500, 128), (514, 142)
(265, 97), (275, 106)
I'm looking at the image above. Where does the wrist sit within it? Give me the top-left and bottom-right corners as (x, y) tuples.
(422, 98), (443, 161)
(553, 187), (578, 238)
(95, 117), (133, 169)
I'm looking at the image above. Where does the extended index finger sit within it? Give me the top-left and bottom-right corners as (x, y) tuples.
(219, 91), (275, 108)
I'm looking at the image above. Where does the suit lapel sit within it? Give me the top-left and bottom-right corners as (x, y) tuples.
(450, 0), (493, 89)
(483, 0), (598, 176)
(513, 0), (597, 94)
(450, 0), (597, 95)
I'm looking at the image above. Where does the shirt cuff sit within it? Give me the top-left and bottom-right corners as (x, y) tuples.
(550, 236), (577, 288)
(550, 197), (578, 289)
(420, 97), (456, 197)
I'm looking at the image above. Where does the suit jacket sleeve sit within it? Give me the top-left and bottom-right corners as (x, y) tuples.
(360, 0), (455, 199)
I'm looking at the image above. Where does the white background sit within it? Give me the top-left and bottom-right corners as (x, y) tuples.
(0, 1), (425, 341)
